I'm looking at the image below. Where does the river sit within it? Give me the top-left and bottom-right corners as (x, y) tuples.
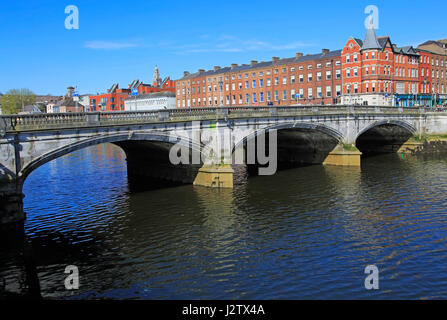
(1, 143), (447, 299)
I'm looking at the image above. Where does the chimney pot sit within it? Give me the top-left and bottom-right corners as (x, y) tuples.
(296, 52), (303, 58)
(272, 56), (279, 62)
(250, 60), (258, 66)
(183, 71), (190, 77)
(322, 49), (329, 55)
(214, 66), (221, 71)
(198, 69), (205, 74)
(231, 63), (238, 69)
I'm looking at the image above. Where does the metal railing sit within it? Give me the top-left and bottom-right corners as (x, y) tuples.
(0, 105), (442, 133)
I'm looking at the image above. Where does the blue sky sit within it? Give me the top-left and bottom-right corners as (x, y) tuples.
(0, 0), (446, 95)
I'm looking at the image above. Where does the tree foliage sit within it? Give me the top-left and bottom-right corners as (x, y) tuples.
(1, 88), (36, 114)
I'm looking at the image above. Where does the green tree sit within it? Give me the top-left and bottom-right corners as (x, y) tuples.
(1, 88), (36, 114)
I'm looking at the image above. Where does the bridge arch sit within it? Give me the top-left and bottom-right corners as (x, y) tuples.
(233, 122), (343, 153)
(356, 119), (417, 140)
(18, 132), (205, 190)
(232, 122), (344, 173)
(356, 119), (417, 156)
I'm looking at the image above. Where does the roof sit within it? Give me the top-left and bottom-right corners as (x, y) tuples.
(177, 49), (342, 81)
(417, 39), (447, 55)
(362, 17), (382, 50)
(56, 98), (77, 107)
(124, 91), (175, 101)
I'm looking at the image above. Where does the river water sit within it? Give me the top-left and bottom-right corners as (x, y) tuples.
(2, 143), (447, 299)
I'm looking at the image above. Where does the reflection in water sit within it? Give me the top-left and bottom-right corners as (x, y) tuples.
(1, 143), (447, 299)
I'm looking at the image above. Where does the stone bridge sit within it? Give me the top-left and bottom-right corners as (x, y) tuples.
(1, 106), (447, 224)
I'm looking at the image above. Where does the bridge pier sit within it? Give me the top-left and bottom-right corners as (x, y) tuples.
(0, 182), (25, 225)
(193, 165), (234, 189)
(323, 144), (362, 167)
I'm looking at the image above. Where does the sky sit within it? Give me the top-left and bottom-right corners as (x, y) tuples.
(0, 0), (446, 96)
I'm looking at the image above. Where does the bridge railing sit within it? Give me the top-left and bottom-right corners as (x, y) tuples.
(0, 105), (441, 133)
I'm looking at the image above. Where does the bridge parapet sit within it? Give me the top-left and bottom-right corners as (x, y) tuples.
(0, 106), (436, 133)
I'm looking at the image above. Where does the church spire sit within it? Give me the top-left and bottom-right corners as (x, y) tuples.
(362, 16), (381, 50)
(152, 65), (162, 87)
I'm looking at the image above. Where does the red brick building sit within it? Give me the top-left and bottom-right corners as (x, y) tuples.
(89, 85), (130, 112)
(89, 66), (176, 111)
(341, 18), (420, 106)
(418, 40), (447, 104)
(175, 49), (343, 108)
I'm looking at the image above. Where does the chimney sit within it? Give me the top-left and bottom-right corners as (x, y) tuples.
(272, 56), (280, 63)
(198, 69), (205, 74)
(250, 60), (258, 66)
(214, 66), (221, 71)
(231, 63), (238, 69)
(183, 71), (190, 77)
(296, 52), (303, 58)
(322, 49), (330, 55)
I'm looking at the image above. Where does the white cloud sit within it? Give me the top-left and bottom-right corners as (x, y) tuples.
(84, 41), (140, 50)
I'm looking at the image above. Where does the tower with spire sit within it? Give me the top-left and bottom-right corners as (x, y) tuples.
(361, 16), (381, 51)
(152, 66), (162, 87)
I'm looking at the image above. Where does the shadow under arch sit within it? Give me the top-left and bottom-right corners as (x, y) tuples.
(18, 132), (206, 193)
(356, 120), (417, 156)
(232, 122), (343, 176)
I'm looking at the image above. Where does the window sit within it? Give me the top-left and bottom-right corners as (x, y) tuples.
(291, 75), (295, 84)
(336, 85), (341, 97)
(274, 90), (279, 101)
(260, 79), (264, 88)
(282, 90), (287, 100)
(267, 78), (271, 87)
(317, 87), (322, 98)
(282, 76), (287, 85)
(252, 80), (256, 89)
(245, 81), (249, 89)
(317, 72), (322, 81)
(252, 93), (257, 103)
(260, 92), (264, 102)
(326, 86), (331, 97)
(317, 63), (322, 68)
(346, 55), (350, 63)
(267, 91), (271, 101)
(308, 73), (313, 82)
(299, 74), (304, 83)
(336, 70), (341, 79)
(308, 88), (313, 99)
(274, 77), (279, 85)
(326, 71), (331, 80)
(354, 54), (358, 62)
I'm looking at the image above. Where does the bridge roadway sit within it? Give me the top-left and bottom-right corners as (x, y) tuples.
(1, 105), (447, 224)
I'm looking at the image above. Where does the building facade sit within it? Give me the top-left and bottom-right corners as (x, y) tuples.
(89, 66), (176, 112)
(124, 92), (176, 111)
(418, 40), (447, 104)
(175, 49), (343, 108)
(90, 85), (130, 112)
(341, 18), (420, 107)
